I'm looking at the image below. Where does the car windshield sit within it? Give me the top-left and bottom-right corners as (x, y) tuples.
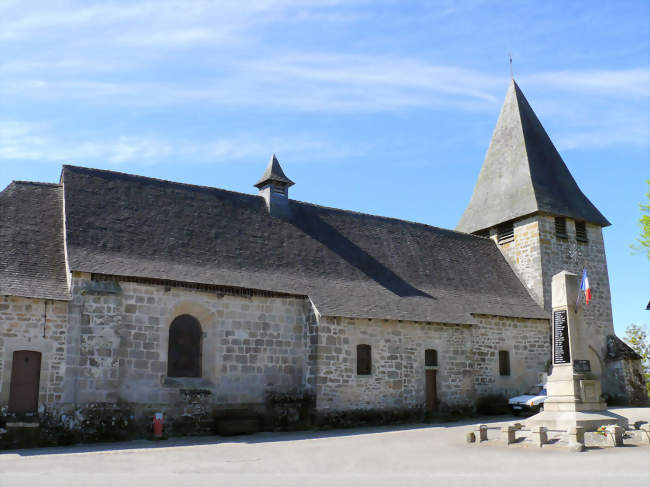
(526, 385), (542, 395)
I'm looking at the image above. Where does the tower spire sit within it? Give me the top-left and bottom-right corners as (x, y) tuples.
(457, 80), (609, 234)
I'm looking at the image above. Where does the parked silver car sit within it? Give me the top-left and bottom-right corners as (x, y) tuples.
(508, 384), (547, 415)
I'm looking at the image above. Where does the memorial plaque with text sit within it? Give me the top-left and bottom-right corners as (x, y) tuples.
(573, 360), (591, 373)
(553, 310), (570, 364)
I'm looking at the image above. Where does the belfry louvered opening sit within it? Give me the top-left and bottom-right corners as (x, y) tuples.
(272, 184), (287, 196)
(555, 217), (567, 238)
(575, 221), (588, 242)
(497, 222), (514, 244)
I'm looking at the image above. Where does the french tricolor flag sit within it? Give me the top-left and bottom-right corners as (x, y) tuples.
(580, 268), (592, 305)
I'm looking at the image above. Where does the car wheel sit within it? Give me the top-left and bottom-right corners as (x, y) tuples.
(512, 409), (520, 416)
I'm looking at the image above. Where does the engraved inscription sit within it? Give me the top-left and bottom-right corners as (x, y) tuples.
(573, 360), (591, 373)
(553, 310), (570, 364)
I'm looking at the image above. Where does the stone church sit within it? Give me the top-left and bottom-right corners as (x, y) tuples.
(0, 81), (646, 435)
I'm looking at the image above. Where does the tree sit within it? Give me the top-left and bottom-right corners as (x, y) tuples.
(631, 179), (650, 260)
(624, 324), (650, 399)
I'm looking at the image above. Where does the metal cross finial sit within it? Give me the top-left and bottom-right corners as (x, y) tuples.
(509, 53), (514, 79)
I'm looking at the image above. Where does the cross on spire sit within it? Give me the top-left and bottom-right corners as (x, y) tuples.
(509, 53), (514, 79)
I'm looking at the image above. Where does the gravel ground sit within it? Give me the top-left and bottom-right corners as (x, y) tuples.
(0, 407), (648, 487)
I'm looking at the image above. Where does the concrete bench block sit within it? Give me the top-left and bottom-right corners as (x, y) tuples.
(606, 425), (623, 447)
(501, 426), (515, 445)
(568, 426), (585, 452)
(477, 424), (488, 442)
(535, 426), (548, 447)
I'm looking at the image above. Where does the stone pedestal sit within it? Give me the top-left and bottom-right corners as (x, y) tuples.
(526, 271), (627, 432)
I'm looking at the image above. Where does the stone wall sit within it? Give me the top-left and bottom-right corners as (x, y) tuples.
(0, 276), (554, 422)
(472, 314), (550, 398)
(0, 296), (68, 407)
(537, 216), (614, 342)
(606, 357), (650, 406)
(63, 274), (312, 415)
(313, 314), (550, 413)
(490, 214), (616, 393)
(313, 316), (473, 412)
(490, 217), (544, 308)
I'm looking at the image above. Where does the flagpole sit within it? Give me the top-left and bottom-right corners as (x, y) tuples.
(576, 267), (586, 312)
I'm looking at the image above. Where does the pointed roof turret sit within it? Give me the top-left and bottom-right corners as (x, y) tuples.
(457, 80), (610, 233)
(254, 154), (294, 189)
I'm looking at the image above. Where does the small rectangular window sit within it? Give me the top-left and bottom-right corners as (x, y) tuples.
(425, 349), (438, 367)
(499, 350), (510, 376)
(575, 221), (588, 242)
(497, 222), (514, 244)
(555, 217), (567, 238)
(357, 344), (371, 375)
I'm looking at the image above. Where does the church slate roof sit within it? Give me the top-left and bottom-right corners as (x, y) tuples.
(255, 154), (295, 189)
(607, 335), (642, 361)
(0, 181), (71, 301)
(60, 165), (546, 324)
(457, 80), (610, 234)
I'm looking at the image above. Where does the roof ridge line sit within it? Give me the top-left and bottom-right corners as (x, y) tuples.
(12, 180), (62, 187)
(62, 164), (266, 200)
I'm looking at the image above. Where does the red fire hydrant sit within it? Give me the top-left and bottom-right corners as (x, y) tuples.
(153, 412), (164, 438)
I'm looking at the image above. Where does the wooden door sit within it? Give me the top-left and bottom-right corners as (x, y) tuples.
(425, 369), (437, 412)
(8, 351), (41, 413)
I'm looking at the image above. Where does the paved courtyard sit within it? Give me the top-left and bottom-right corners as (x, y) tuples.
(1, 408), (649, 487)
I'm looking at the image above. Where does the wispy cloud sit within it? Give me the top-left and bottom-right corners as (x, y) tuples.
(0, 120), (353, 165)
(525, 68), (650, 97)
(1, 0), (648, 154)
(1, 53), (505, 112)
(0, 0), (354, 43)
(519, 69), (650, 150)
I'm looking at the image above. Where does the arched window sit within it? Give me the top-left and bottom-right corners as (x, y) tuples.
(167, 314), (202, 377)
(357, 344), (371, 375)
(425, 349), (437, 367)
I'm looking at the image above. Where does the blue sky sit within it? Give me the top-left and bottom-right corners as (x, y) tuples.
(1, 0), (648, 335)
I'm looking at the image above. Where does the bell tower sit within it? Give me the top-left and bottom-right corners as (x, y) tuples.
(457, 80), (622, 398)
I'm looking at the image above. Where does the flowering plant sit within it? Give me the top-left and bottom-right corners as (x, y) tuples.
(595, 425), (608, 437)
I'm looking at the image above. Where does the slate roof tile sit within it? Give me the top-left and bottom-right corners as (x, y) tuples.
(0, 181), (71, 301)
(457, 80), (610, 234)
(61, 165), (546, 323)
